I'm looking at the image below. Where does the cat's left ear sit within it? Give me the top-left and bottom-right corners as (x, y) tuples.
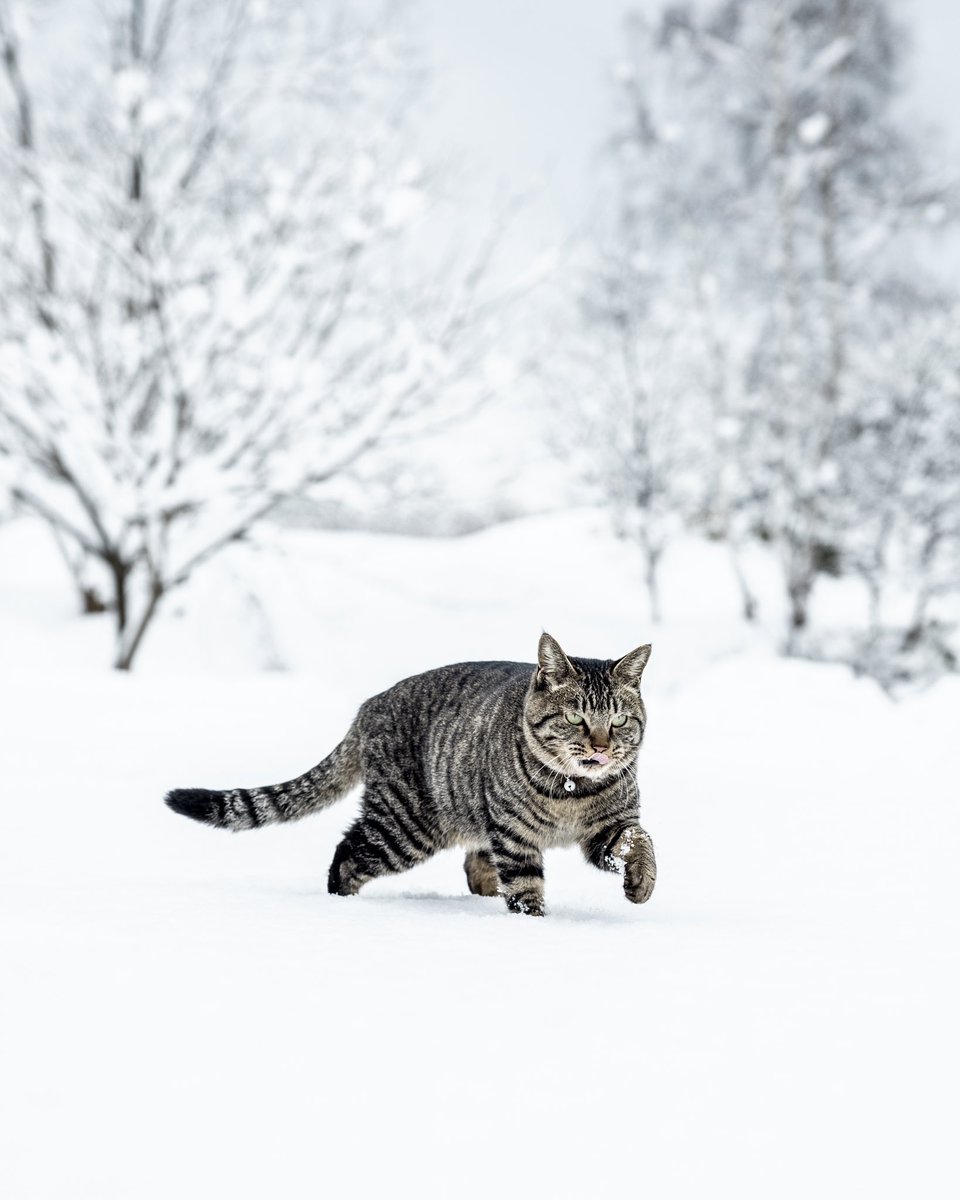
(612, 643), (651, 685)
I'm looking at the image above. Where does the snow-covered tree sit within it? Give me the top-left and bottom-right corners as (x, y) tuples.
(574, 255), (717, 622)
(840, 293), (960, 685)
(570, 6), (763, 623)
(582, 0), (959, 673)
(0, 0), (505, 668)
(705, 0), (948, 643)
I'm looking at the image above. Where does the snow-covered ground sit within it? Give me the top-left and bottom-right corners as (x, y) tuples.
(1, 511), (957, 1199)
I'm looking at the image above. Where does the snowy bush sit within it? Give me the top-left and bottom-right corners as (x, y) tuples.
(0, 0), (506, 668)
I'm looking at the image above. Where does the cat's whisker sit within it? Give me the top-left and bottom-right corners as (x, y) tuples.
(528, 758), (560, 791)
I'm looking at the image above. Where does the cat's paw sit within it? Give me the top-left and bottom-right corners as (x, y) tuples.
(624, 871), (655, 904)
(506, 893), (545, 917)
(624, 833), (656, 904)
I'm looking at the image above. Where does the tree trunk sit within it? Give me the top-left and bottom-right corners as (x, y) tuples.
(106, 554), (130, 637)
(789, 584), (810, 631)
(785, 572), (814, 652)
(644, 544), (662, 624)
(905, 584), (932, 648)
(81, 587), (108, 615)
(729, 546), (758, 623)
(47, 526), (108, 614)
(113, 579), (165, 671)
(106, 553), (165, 671)
(784, 537), (816, 652)
(866, 573), (883, 634)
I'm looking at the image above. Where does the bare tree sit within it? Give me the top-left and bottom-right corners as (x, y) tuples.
(0, 0), (505, 668)
(583, 0), (958, 676)
(575, 256), (715, 623)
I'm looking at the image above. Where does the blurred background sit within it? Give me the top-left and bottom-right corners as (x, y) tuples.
(1, 0), (958, 685)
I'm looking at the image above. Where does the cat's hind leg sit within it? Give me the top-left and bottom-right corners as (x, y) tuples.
(328, 795), (438, 896)
(464, 849), (499, 897)
(488, 835), (545, 916)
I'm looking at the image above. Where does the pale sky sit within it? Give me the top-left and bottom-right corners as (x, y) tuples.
(420, 0), (960, 257)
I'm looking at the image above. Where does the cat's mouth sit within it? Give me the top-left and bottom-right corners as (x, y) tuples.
(578, 752), (614, 772)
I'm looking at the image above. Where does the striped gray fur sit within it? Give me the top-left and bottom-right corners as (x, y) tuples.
(165, 633), (656, 916)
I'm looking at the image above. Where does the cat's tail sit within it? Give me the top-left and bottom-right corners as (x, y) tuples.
(164, 720), (362, 831)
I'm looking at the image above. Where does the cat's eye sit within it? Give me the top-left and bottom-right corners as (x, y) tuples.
(610, 714), (628, 728)
(564, 712), (585, 725)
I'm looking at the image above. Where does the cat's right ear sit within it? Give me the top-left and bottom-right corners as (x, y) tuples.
(536, 632), (575, 688)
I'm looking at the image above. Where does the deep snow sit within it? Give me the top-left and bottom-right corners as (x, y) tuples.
(1, 511), (957, 1199)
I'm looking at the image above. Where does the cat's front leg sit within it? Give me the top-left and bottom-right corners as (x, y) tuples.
(488, 833), (545, 917)
(621, 826), (656, 904)
(582, 823), (656, 904)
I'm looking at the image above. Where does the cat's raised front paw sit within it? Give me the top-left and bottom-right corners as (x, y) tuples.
(624, 831), (656, 904)
(624, 871), (655, 904)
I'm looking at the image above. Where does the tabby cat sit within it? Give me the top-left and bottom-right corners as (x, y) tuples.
(165, 633), (656, 916)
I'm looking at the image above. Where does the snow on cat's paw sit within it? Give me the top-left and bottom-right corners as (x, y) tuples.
(506, 893), (545, 917)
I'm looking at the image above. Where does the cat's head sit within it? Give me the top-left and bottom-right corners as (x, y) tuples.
(523, 632), (650, 784)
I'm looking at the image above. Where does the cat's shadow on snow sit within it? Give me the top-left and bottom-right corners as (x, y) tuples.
(282, 883), (642, 925)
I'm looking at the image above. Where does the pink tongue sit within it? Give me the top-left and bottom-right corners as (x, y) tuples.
(587, 752), (610, 765)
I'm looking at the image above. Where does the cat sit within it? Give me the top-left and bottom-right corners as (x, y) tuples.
(164, 632), (656, 916)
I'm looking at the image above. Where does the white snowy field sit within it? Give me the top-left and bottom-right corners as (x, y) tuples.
(1, 510), (958, 1200)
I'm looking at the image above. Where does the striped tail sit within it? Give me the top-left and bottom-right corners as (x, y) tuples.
(165, 721), (362, 831)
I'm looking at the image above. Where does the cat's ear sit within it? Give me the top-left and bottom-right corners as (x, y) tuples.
(612, 643), (651, 685)
(537, 632), (575, 687)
